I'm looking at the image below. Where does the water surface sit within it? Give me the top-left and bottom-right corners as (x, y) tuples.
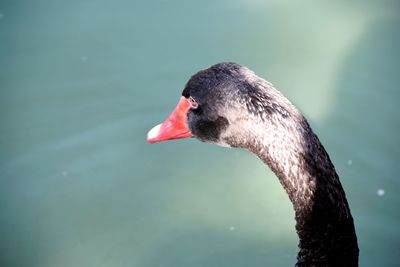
(1, 1), (399, 266)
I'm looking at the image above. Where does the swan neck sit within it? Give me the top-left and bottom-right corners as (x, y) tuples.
(248, 118), (359, 266)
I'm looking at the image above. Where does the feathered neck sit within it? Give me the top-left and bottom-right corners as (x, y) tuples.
(244, 110), (359, 266)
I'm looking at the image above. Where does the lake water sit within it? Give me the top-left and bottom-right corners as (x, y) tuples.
(1, 1), (399, 266)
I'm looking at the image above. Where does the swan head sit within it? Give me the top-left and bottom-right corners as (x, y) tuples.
(147, 62), (295, 149)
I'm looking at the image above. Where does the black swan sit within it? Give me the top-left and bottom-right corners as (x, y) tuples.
(147, 62), (359, 266)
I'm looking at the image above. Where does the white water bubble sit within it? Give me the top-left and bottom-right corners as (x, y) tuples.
(229, 226), (235, 231)
(377, 189), (385, 196)
(347, 159), (353, 165)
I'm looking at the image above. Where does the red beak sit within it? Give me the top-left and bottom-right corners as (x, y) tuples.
(147, 96), (193, 143)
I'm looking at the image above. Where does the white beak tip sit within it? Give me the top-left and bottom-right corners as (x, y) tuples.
(147, 124), (162, 142)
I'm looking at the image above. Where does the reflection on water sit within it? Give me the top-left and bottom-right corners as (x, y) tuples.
(1, 1), (399, 266)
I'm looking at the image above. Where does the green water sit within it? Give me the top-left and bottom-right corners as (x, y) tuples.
(1, 1), (400, 266)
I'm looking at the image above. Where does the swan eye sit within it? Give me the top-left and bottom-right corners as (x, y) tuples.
(189, 96), (199, 109)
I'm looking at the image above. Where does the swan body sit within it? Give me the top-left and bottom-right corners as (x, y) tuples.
(147, 62), (359, 266)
